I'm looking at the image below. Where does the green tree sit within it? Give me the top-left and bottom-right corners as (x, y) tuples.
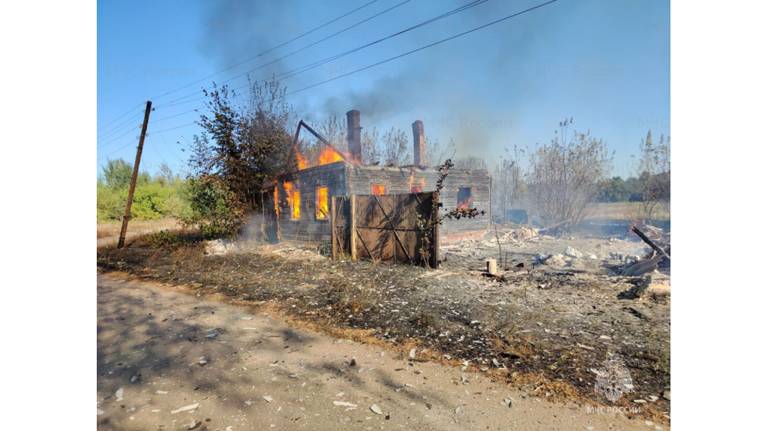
(155, 162), (177, 186)
(182, 175), (244, 238)
(597, 176), (629, 202)
(101, 159), (133, 188)
(192, 79), (295, 211)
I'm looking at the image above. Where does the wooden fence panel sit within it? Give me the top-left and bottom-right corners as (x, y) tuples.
(331, 196), (350, 258)
(332, 192), (439, 268)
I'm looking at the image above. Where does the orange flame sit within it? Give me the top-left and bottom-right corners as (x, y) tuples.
(315, 186), (329, 220)
(292, 190), (301, 219)
(273, 182), (280, 216)
(371, 184), (386, 196)
(283, 181), (300, 219)
(318, 145), (344, 165)
(296, 152), (308, 170)
(457, 187), (472, 210)
(294, 144), (350, 172)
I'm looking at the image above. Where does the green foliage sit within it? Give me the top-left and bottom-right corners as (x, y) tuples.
(97, 159), (190, 222)
(181, 175), (244, 238)
(192, 79), (294, 210)
(131, 182), (188, 220)
(597, 177), (625, 202)
(101, 159), (133, 188)
(97, 182), (128, 221)
(146, 229), (184, 248)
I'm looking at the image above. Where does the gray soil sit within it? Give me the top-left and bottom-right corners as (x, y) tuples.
(97, 273), (659, 431)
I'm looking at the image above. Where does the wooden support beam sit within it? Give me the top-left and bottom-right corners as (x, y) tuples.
(355, 228), (376, 262)
(431, 192), (440, 268)
(350, 195), (357, 261)
(330, 197), (337, 260)
(631, 226), (670, 260)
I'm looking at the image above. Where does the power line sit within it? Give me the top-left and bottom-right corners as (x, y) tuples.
(151, 0), (381, 102)
(122, 0), (560, 144)
(275, 0), (490, 81)
(152, 108), (200, 124)
(99, 124), (142, 149)
(101, 0), (383, 133)
(288, 0), (559, 94)
(153, 0), (491, 113)
(159, 0), (413, 108)
(151, 123), (196, 135)
(98, 109), (143, 139)
(102, 139), (138, 158)
(99, 101), (145, 130)
(157, 1), (413, 110)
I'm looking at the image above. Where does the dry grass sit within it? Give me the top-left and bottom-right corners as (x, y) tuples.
(584, 202), (670, 221)
(97, 218), (182, 247)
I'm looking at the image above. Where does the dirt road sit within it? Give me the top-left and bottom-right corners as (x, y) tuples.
(97, 273), (657, 431)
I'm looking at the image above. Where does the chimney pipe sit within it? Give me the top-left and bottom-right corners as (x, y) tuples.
(346, 110), (362, 164)
(412, 120), (425, 167)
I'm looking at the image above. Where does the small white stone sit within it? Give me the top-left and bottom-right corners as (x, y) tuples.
(370, 404), (383, 415)
(170, 403), (199, 414)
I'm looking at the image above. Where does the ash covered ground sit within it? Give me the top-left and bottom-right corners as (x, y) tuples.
(97, 224), (670, 420)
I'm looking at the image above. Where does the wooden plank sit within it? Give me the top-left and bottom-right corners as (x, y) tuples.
(350, 195), (357, 261)
(337, 197), (347, 256)
(372, 195), (412, 262)
(431, 191), (440, 268)
(355, 228), (376, 262)
(330, 197), (337, 260)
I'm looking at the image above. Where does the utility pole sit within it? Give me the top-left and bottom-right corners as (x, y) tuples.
(117, 100), (152, 248)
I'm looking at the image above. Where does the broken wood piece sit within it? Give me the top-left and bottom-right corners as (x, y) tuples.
(622, 255), (663, 276)
(631, 226), (670, 260)
(486, 258), (498, 275)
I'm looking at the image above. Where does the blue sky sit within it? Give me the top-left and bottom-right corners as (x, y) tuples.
(97, 0), (669, 178)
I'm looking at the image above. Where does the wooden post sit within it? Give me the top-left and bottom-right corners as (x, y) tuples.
(486, 259), (498, 275)
(350, 194), (357, 261)
(631, 226), (670, 260)
(431, 192), (440, 268)
(117, 100), (152, 249)
(330, 197), (337, 260)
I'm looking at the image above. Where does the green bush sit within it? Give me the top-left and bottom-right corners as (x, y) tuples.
(146, 229), (184, 248)
(97, 183), (127, 221)
(97, 168), (191, 222)
(181, 175), (244, 238)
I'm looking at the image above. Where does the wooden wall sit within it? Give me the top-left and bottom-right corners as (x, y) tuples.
(345, 165), (491, 239)
(269, 162), (346, 242)
(264, 163), (491, 244)
(332, 192), (440, 268)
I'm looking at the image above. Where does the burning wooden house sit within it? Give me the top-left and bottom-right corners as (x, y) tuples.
(262, 110), (491, 245)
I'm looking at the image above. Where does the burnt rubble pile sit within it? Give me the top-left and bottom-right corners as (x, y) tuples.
(625, 224), (671, 275)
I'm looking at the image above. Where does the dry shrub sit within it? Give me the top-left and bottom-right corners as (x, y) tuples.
(528, 119), (612, 229)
